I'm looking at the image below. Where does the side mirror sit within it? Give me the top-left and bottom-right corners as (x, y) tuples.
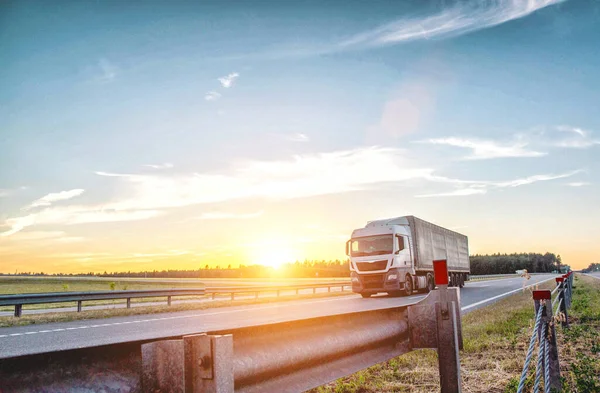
(345, 240), (350, 256)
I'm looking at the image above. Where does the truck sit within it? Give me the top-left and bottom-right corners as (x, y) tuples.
(345, 215), (469, 298)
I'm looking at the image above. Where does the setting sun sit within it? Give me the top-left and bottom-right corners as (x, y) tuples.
(250, 237), (299, 269)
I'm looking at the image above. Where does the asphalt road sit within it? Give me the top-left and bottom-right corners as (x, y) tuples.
(0, 274), (557, 359)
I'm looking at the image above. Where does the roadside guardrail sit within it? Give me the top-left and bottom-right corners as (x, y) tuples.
(141, 259), (463, 393)
(516, 271), (574, 392)
(0, 282), (351, 317)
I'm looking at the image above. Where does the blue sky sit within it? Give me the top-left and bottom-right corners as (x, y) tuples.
(1, 0), (599, 272)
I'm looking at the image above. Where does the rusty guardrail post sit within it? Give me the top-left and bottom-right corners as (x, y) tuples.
(533, 290), (560, 391)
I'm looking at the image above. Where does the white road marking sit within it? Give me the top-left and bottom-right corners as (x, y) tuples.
(461, 277), (555, 311)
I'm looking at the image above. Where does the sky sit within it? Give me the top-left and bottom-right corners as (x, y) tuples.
(1, 0), (599, 273)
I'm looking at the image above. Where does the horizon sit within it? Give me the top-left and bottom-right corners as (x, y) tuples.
(2, 0), (600, 273)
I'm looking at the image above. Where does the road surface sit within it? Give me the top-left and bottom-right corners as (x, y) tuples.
(0, 274), (556, 359)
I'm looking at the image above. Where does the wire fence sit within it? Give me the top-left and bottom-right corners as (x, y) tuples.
(517, 271), (573, 393)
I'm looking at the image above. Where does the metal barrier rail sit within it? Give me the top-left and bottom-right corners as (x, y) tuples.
(206, 282), (350, 300)
(1, 282), (350, 317)
(0, 289), (207, 317)
(516, 271), (574, 393)
(141, 263), (464, 393)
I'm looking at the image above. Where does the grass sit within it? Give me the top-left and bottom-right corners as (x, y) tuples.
(0, 288), (352, 328)
(312, 278), (563, 393)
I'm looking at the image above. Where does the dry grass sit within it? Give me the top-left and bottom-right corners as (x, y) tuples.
(314, 279), (558, 393)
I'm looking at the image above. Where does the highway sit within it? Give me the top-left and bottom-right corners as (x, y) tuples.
(0, 274), (556, 359)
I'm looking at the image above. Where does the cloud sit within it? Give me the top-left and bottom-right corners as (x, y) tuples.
(205, 91), (222, 101)
(98, 58), (118, 82)
(340, 0), (563, 50)
(417, 137), (546, 160)
(285, 133), (310, 142)
(1, 206), (162, 237)
(417, 169), (582, 197)
(416, 188), (488, 197)
(89, 147), (434, 211)
(553, 126), (600, 148)
(195, 211), (264, 220)
(218, 72), (239, 88)
(144, 163), (174, 170)
(27, 189), (85, 209)
(566, 182), (591, 187)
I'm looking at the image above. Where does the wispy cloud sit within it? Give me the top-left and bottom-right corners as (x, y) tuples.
(91, 147), (433, 211)
(553, 126), (600, 148)
(417, 169), (582, 197)
(416, 137), (546, 160)
(285, 133), (310, 142)
(566, 182), (591, 187)
(26, 189), (85, 209)
(144, 163), (174, 170)
(218, 72), (239, 88)
(340, 0), (563, 50)
(195, 211), (264, 220)
(205, 91), (222, 101)
(1, 206), (162, 237)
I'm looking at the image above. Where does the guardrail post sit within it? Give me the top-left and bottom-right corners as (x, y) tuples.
(168, 296), (172, 306)
(231, 293), (234, 301)
(14, 304), (22, 317)
(556, 278), (569, 328)
(433, 260), (462, 393)
(77, 300), (82, 312)
(277, 290), (280, 297)
(212, 293), (216, 300)
(255, 292), (259, 299)
(533, 290), (560, 392)
(184, 333), (234, 393)
(296, 288), (299, 295)
(313, 287), (316, 294)
(126, 298), (131, 308)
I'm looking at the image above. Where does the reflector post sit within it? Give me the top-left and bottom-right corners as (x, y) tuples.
(532, 290), (551, 300)
(433, 259), (449, 286)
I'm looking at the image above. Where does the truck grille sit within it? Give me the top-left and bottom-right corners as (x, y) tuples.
(356, 260), (388, 272)
(361, 273), (385, 289)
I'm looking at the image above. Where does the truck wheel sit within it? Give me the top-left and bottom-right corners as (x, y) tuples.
(404, 274), (413, 296)
(361, 293), (372, 298)
(426, 274), (435, 292)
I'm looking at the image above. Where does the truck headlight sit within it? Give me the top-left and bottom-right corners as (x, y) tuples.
(351, 272), (360, 283)
(387, 274), (398, 281)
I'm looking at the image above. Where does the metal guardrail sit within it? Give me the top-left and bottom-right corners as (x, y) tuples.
(516, 271), (574, 393)
(0, 282), (351, 317)
(0, 289), (207, 317)
(141, 273), (464, 392)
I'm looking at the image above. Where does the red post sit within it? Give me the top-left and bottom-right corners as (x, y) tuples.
(433, 259), (449, 286)
(532, 290), (551, 300)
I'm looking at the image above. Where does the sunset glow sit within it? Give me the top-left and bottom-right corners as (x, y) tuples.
(2, 1), (600, 273)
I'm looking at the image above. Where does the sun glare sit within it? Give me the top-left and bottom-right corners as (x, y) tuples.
(252, 246), (297, 269)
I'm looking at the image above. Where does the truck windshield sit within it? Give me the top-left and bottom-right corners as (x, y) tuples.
(350, 235), (393, 257)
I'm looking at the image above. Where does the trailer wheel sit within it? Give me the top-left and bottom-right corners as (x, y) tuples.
(360, 293), (372, 298)
(404, 274), (413, 296)
(426, 274), (435, 292)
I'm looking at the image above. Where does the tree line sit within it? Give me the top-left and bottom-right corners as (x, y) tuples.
(582, 262), (600, 273)
(469, 252), (562, 275)
(3, 252), (567, 278)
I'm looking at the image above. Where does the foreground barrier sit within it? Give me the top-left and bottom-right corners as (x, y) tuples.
(517, 271), (573, 393)
(141, 259), (463, 393)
